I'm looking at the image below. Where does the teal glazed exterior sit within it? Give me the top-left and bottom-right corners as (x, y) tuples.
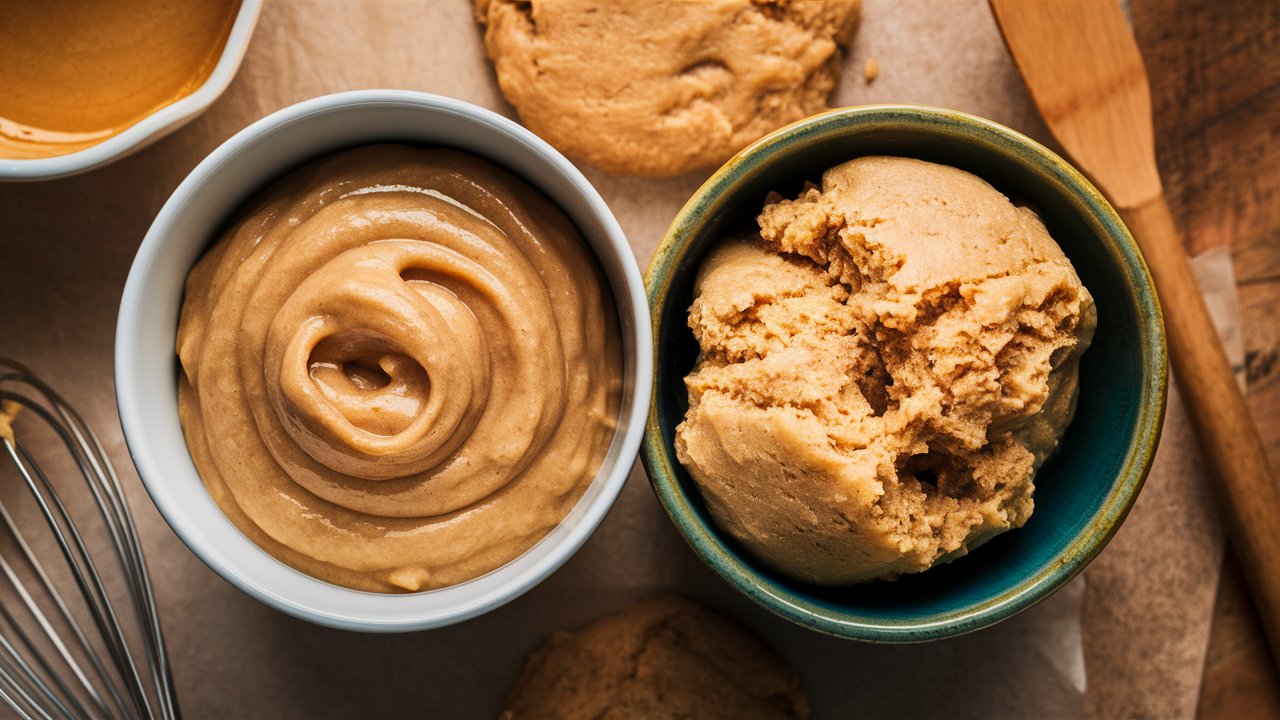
(642, 106), (1167, 642)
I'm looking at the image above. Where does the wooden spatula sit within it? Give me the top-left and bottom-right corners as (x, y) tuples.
(990, 0), (1280, 660)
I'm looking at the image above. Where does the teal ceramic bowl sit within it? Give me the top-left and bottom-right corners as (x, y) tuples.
(642, 105), (1167, 642)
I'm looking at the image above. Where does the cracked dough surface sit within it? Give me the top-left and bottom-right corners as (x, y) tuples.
(474, 0), (860, 177)
(501, 596), (809, 720)
(675, 156), (1096, 585)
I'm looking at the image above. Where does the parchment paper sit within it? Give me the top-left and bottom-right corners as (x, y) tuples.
(1081, 248), (1241, 719)
(0, 1), (1238, 717)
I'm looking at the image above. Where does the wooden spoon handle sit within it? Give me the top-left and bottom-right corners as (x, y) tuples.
(1120, 194), (1280, 654)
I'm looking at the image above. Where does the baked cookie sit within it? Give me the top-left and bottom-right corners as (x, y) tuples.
(501, 596), (810, 720)
(475, 0), (861, 177)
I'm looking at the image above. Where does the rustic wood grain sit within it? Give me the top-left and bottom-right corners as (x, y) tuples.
(1201, 555), (1280, 719)
(1131, 0), (1280, 712)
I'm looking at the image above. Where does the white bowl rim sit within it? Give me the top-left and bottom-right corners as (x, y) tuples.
(115, 90), (653, 632)
(0, 0), (263, 181)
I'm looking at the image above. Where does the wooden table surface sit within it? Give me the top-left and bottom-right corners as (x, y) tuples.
(1130, 0), (1280, 713)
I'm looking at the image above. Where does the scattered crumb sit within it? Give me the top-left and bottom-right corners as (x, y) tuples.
(0, 400), (22, 443)
(863, 57), (879, 83)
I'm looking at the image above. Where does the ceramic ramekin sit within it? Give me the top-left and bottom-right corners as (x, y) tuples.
(116, 90), (652, 632)
(643, 105), (1167, 642)
(0, 0), (262, 182)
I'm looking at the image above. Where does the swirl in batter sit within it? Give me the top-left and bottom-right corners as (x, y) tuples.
(177, 145), (622, 592)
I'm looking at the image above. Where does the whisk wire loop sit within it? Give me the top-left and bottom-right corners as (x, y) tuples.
(0, 360), (180, 720)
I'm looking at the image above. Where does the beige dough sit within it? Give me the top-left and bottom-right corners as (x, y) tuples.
(474, 0), (860, 177)
(676, 156), (1096, 585)
(501, 596), (810, 720)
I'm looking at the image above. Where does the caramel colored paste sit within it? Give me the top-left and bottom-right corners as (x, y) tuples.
(177, 145), (622, 593)
(0, 0), (240, 159)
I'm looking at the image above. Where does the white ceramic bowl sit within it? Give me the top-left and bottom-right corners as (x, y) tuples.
(116, 90), (652, 632)
(0, 0), (262, 181)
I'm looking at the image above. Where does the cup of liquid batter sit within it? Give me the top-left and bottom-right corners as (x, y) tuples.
(0, 0), (261, 180)
(116, 91), (652, 631)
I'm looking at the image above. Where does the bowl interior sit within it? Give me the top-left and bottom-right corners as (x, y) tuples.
(644, 106), (1165, 641)
(117, 91), (650, 631)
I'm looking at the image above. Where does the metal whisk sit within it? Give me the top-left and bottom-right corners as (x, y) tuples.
(0, 359), (179, 720)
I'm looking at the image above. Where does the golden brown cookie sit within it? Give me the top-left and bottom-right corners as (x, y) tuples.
(475, 0), (861, 177)
(501, 596), (810, 720)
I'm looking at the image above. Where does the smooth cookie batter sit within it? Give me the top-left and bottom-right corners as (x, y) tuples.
(676, 156), (1095, 584)
(177, 145), (622, 593)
